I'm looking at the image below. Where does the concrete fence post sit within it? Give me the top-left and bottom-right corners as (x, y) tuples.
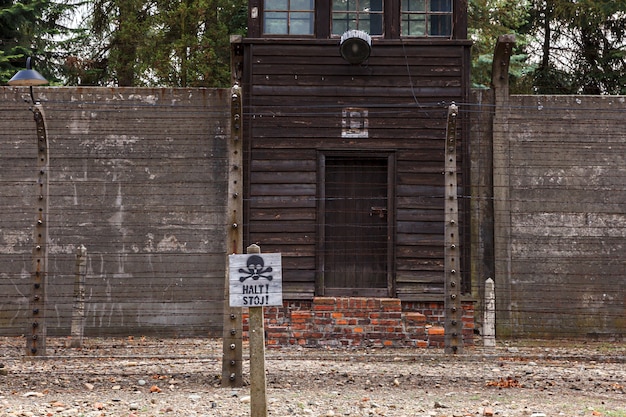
(492, 34), (516, 338)
(483, 278), (496, 348)
(444, 102), (463, 354)
(221, 50), (244, 386)
(27, 103), (49, 356)
(70, 245), (87, 348)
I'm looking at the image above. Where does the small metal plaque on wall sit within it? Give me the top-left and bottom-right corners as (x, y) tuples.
(342, 107), (368, 138)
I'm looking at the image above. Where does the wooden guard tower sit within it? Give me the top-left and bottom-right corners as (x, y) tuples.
(233, 0), (473, 347)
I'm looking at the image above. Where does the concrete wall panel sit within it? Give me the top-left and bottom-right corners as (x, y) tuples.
(493, 94), (626, 338)
(0, 87), (229, 337)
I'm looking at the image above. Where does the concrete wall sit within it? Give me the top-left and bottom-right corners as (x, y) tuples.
(0, 87), (229, 337)
(492, 95), (626, 338)
(468, 88), (495, 335)
(4, 84), (624, 341)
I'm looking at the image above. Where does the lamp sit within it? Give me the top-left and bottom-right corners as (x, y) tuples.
(9, 56), (49, 356)
(339, 30), (372, 65)
(9, 57), (48, 102)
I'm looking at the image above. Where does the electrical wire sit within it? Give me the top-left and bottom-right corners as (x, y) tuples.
(1, 89), (626, 344)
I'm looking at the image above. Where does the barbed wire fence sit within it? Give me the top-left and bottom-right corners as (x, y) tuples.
(1, 87), (625, 359)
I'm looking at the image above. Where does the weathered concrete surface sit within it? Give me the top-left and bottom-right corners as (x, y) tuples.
(493, 95), (626, 338)
(469, 88), (495, 334)
(0, 87), (229, 337)
(3, 84), (624, 340)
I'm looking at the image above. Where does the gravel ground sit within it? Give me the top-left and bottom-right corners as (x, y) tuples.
(1, 337), (625, 417)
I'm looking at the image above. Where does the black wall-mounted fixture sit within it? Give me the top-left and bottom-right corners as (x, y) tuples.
(339, 30), (372, 65)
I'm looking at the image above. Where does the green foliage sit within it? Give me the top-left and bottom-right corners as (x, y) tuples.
(532, 65), (576, 94)
(66, 0), (247, 87)
(526, 0), (626, 94)
(64, 0), (153, 86)
(0, 0), (80, 84)
(468, 0), (532, 91)
(469, 0), (626, 94)
(140, 0), (247, 87)
(6, 0), (625, 92)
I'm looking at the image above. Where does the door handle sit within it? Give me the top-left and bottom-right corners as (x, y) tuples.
(370, 206), (387, 218)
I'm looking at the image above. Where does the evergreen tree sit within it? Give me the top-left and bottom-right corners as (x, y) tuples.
(468, 0), (533, 92)
(0, 0), (78, 84)
(525, 0), (626, 94)
(469, 0), (626, 94)
(140, 0), (246, 87)
(66, 0), (152, 86)
(70, 0), (246, 87)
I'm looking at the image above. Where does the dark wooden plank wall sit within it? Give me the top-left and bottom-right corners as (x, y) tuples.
(243, 40), (470, 300)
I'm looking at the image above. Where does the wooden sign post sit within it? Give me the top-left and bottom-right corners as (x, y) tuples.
(229, 245), (282, 417)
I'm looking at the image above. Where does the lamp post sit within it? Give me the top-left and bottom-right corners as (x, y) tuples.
(9, 57), (50, 356)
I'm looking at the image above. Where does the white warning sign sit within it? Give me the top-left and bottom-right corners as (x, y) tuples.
(229, 253), (282, 307)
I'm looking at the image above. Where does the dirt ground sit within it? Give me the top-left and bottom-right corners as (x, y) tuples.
(1, 337), (625, 417)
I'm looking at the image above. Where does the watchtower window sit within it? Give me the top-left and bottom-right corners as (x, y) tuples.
(401, 0), (452, 37)
(331, 0), (384, 36)
(264, 0), (315, 35)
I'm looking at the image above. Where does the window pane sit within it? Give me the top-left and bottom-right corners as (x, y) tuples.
(402, 14), (425, 35)
(264, 11), (289, 33)
(369, 15), (383, 35)
(292, 0), (314, 9)
(402, 0), (425, 11)
(429, 14), (451, 35)
(401, 0), (451, 37)
(369, 0), (383, 12)
(333, 0), (350, 11)
(332, 20), (346, 34)
(360, 17), (371, 33)
(431, 0), (452, 12)
(265, 0), (288, 10)
(291, 12), (314, 34)
(332, 13), (358, 34)
(332, 0), (384, 35)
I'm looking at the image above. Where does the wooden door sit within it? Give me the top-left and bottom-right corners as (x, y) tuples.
(320, 155), (392, 296)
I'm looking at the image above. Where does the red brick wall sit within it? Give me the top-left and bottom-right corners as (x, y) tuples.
(242, 297), (474, 348)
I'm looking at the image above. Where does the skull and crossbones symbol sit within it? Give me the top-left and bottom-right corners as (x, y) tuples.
(239, 255), (273, 282)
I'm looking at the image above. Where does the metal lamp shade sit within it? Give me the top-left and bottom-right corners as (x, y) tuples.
(8, 57), (48, 86)
(9, 69), (48, 86)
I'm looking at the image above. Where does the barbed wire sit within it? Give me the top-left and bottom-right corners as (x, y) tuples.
(2, 89), (625, 347)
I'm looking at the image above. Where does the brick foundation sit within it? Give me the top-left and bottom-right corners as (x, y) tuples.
(242, 297), (474, 348)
